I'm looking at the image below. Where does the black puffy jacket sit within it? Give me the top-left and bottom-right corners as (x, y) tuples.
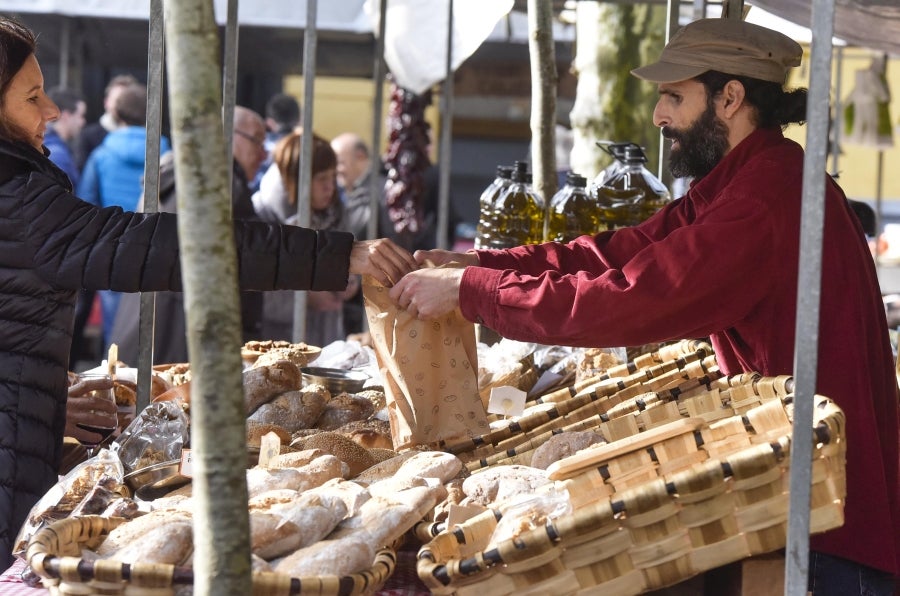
(0, 139), (353, 565)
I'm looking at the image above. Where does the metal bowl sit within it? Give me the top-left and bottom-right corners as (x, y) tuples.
(123, 459), (183, 491)
(301, 367), (369, 394)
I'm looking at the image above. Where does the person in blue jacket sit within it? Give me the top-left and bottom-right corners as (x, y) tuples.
(76, 82), (172, 348)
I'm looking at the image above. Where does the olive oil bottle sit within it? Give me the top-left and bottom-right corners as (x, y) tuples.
(546, 172), (605, 242)
(593, 142), (671, 229)
(474, 165), (513, 249)
(489, 161), (545, 248)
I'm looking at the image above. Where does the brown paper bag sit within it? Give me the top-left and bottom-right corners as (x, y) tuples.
(362, 274), (488, 450)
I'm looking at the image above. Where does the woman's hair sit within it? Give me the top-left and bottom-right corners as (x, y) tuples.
(274, 129), (338, 206)
(695, 70), (808, 130)
(0, 16), (36, 142)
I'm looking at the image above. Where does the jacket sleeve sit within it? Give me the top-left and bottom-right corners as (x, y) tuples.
(459, 179), (778, 348)
(23, 172), (353, 294)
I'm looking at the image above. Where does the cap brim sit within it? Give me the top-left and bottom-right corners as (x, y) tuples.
(630, 61), (709, 84)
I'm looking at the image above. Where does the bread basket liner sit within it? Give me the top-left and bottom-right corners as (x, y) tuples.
(417, 385), (846, 595)
(26, 514), (398, 596)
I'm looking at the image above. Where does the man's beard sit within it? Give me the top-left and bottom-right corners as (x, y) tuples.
(663, 103), (730, 180)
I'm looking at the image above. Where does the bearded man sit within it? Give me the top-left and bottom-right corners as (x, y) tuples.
(387, 18), (899, 596)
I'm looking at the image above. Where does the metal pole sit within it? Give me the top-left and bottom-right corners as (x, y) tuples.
(59, 18), (70, 88)
(367, 0), (388, 241)
(657, 0), (680, 186)
(436, 0), (454, 250)
(136, 0), (165, 412)
(292, 0), (317, 342)
(785, 0), (835, 593)
(222, 0), (239, 192)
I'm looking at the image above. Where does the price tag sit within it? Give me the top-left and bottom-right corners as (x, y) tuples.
(447, 503), (488, 528)
(258, 432), (282, 468)
(179, 449), (193, 478)
(487, 385), (527, 418)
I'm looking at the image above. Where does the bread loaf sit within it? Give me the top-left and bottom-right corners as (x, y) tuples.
(462, 465), (552, 508)
(250, 491), (348, 559)
(101, 520), (193, 565)
(245, 454), (343, 498)
(246, 421), (291, 448)
(273, 534), (375, 577)
(292, 432), (376, 478)
(530, 429), (606, 470)
(248, 386), (328, 431)
(315, 392), (375, 430)
(97, 509), (192, 557)
(243, 360), (303, 414)
(393, 451), (462, 484)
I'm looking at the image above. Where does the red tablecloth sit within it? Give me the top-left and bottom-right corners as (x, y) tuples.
(0, 559), (47, 595)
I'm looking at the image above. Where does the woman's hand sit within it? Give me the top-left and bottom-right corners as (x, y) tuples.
(389, 266), (465, 320)
(413, 249), (478, 268)
(64, 393), (119, 445)
(349, 238), (417, 287)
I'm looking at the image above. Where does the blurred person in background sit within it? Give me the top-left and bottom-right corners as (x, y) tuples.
(77, 82), (172, 350)
(109, 106), (269, 364)
(253, 130), (359, 346)
(0, 15), (415, 566)
(252, 91), (300, 191)
(74, 73), (137, 170)
(44, 87), (85, 188)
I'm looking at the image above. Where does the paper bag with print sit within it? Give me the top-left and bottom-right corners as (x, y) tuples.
(362, 274), (488, 450)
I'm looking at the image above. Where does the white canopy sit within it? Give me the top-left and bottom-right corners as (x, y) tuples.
(747, 0), (900, 55)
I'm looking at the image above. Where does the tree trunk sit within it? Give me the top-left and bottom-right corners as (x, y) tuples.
(527, 0), (558, 214)
(163, 1), (251, 594)
(570, 4), (664, 180)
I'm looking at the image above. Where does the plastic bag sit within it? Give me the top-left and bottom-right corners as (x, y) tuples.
(112, 401), (190, 473)
(13, 448), (123, 556)
(486, 487), (572, 550)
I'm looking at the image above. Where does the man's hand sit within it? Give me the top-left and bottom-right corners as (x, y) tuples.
(349, 238), (418, 287)
(389, 266), (465, 320)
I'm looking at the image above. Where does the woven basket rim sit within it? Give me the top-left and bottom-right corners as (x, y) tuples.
(27, 514), (398, 595)
(417, 392), (846, 591)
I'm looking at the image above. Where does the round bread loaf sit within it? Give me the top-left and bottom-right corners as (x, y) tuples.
(314, 392), (375, 431)
(292, 432), (376, 477)
(248, 385), (329, 431)
(530, 429), (606, 470)
(247, 421), (291, 448)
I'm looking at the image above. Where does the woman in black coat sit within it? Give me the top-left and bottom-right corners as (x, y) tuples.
(0, 16), (415, 567)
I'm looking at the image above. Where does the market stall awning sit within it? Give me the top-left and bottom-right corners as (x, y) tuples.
(748, 0), (900, 55)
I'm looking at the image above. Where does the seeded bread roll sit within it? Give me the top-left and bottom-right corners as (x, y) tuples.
(292, 432), (376, 477)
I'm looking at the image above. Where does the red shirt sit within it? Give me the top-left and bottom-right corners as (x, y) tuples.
(461, 128), (900, 575)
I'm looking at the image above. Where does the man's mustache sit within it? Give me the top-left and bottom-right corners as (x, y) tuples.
(661, 126), (680, 141)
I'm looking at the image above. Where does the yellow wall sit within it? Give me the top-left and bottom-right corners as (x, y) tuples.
(785, 47), (900, 204)
(283, 76), (440, 161)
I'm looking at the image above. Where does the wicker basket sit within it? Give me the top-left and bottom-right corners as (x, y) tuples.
(26, 515), (397, 596)
(417, 381), (846, 595)
(442, 342), (722, 473)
